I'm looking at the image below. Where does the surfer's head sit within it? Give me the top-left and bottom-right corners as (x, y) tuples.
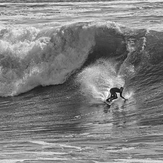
(120, 87), (123, 92)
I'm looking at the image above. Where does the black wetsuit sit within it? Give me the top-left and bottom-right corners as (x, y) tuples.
(108, 87), (126, 101)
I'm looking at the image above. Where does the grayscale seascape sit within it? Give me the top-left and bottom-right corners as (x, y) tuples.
(0, 0), (163, 162)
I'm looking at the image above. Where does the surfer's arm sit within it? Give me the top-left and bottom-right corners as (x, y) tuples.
(120, 92), (126, 100)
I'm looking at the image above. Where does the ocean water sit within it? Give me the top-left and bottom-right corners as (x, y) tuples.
(0, 0), (163, 163)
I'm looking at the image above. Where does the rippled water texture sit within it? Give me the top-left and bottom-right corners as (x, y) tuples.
(0, 1), (163, 163)
(0, 82), (163, 163)
(0, 0), (163, 30)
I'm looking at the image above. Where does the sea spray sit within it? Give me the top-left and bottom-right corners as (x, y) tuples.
(77, 59), (125, 102)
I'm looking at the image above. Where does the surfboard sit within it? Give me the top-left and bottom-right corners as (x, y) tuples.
(90, 98), (127, 108)
(104, 100), (113, 106)
(104, 98), (127, 107)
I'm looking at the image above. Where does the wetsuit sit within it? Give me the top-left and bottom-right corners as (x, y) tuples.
(107, 87), (126, 102)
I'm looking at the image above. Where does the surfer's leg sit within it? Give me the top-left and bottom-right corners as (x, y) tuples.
(106, 97), (111, 102)
(111, 93), (117, 100)
(111, 94), (115, 98)
(103, 105), (110, 113)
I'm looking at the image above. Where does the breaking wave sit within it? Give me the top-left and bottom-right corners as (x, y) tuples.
(0, 21), (163, 96)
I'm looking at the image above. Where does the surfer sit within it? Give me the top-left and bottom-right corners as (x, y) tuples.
(106, 87), (126, 102)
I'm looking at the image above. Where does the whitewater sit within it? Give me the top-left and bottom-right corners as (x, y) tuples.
(0, 0), (163, 163)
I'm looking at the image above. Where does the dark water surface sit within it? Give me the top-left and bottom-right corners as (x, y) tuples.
(0, 80), (163, 163)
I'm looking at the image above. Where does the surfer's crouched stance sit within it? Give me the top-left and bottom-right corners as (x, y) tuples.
(106, 87), (126, 102)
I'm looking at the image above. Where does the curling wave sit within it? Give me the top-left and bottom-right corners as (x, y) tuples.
(0, 21), (163, 96)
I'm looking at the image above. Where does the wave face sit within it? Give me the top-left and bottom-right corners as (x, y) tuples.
(0, 21), (163, 96)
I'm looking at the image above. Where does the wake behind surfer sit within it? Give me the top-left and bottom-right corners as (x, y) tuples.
(106, 87), (126, 102)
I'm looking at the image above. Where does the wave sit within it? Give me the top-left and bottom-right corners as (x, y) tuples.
(0, 21), (163, 96)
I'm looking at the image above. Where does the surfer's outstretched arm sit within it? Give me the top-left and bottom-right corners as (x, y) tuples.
(120, 92), (126, 100)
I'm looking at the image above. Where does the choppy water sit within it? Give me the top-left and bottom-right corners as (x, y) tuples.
(0, 1), (163, 163)
(1, 0), (163, 30)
